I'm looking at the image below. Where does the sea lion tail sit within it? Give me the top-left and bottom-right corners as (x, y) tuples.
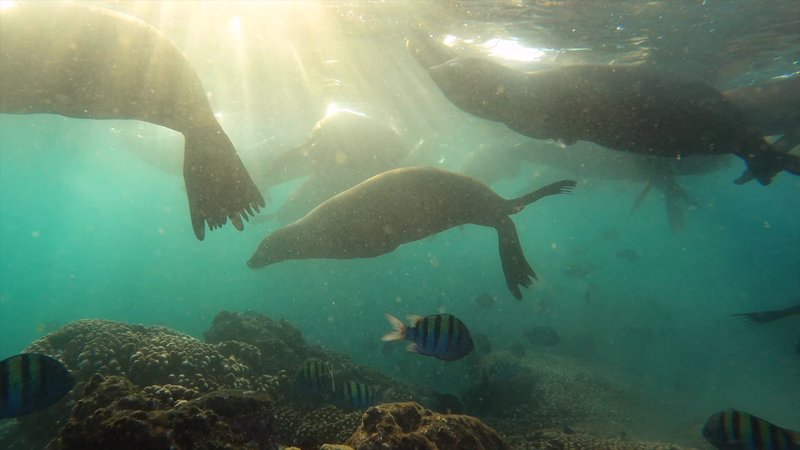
(735, 148), (800, 186)
(495, 218), (536, 300)
(183, 129), (265, 240)
(508, 180), (576, 214)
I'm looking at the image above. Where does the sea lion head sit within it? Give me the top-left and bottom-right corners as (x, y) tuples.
(247, 226), (302, 269)
(428, 57), (519, 120)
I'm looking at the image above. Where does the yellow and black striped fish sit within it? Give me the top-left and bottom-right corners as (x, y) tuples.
(703, 409), (800, 450)
(382, 313), (474, 361)
(292, 358), (335, 397)
(0, 353), (75, 419)
(333, 380), (379, 410)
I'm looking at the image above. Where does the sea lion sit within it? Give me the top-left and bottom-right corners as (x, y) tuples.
(248, 167), (575, 299)
(426, 57), (800, 185)
(723, 76), (800, 153)
(0, 2), (264, 240)
(257, 110), (410, 224)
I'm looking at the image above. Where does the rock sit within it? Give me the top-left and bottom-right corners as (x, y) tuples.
(59, 375), (278, 450)
(345, 402), (510, 450)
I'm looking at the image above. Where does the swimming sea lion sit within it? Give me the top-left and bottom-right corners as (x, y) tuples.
(0, 2), (264, 240)
(426, 57), (800, 185)
(723, 76), (800, 153)
(248, 167), (575, 299)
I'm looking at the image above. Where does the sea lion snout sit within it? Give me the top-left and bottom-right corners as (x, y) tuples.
(247, 240), (273, 269)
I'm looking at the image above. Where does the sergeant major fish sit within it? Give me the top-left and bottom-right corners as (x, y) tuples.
(703, 408), (800, 450)
(1, 353), (76, 419)
(333, 380), (380, 410)
(382, 313), (474, 361)
(292, 358), (335, 397)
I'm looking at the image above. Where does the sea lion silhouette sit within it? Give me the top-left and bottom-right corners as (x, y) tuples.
(0, 2), (264, 240)
(426, 57), (800, 185)
(248, 167), (575, 299)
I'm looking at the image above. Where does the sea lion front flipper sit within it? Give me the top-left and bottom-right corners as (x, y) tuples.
(494, 217), (536, 300)
(184, 129), (265, 240)
(508, 180), (576, 213)
(629, 179), (655, 218)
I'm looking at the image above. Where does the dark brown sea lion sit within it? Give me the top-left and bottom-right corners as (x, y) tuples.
(0, 2), (264, 240)
(723, 76), (800, 153)
(248, 167), (576, 299)
(426, 57), (800, 185)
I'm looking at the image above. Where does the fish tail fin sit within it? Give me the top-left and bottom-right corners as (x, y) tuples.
(507, 180), (576, 214)
(735, 145), (800, 186)
(495, 217), (536, 300)
(382, 314), (407, 341)
(405, 342), (419, 353)
(183, 127), (265, 240)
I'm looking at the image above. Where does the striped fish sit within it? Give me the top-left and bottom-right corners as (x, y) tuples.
(333, 380), (379, 410)
(293, 358), (335, 397)
(382, 313), (474, 361)
(0, 353), (76, 419)
(703, 409), (800, 450)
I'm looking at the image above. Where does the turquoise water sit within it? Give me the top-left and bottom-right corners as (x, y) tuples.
(1, 0), (799, 445)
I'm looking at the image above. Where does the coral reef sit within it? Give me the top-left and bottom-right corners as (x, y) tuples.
(464, 351), (633, 432)
(204, 310), (314, 375)
(59, 374), (277, 450)
(502, 428), (700, 450)
(274, 405), (362, 450)
(0, 312), (702, 450)
(345, 402), (510, 450)
(26, 319), (278, 394)
(16, 319), (278, 448)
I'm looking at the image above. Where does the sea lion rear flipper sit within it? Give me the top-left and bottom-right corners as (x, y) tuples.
(629, 180), (655, 218)
(184, 130), (265, 240)
(495, 218), (536, 300)
(737, 146), (800, 185)
(772, 133), (800, 153)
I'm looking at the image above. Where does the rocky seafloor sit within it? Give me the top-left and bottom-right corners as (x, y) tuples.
(0, 311), (703, 450)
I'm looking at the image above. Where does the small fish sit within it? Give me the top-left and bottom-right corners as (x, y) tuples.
(382, 314), (474, 361)
(293, 358), (335, 397)
(703, 408), (800, 450)
(1, 353), (76, 419)
(732, 303), (800, 324)
(616, 248), (640, 261)
(473, 292), (496, 309)
(333, 380), (379, 410)
(523, 326), (560, 347)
